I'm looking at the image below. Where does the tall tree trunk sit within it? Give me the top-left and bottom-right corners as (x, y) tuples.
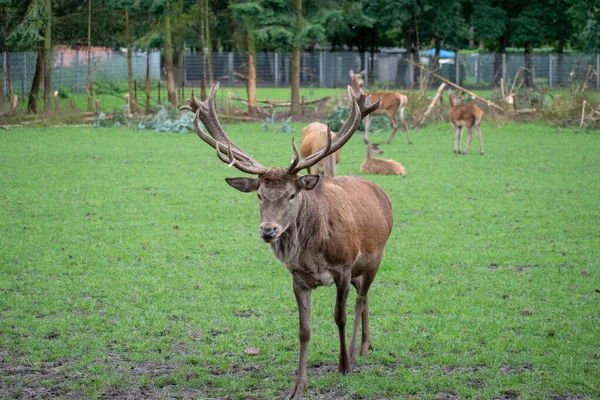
(0, 51), (4, 111)
(493, 31), (508, 87)
(164, 16), (177, 106)
(290, 0), (302, 116)
(199, 0), (206, 100)
(247, 22), (257, 117)
(205, 0), (213, 87)
(557, 37), (566, 87)
(6, 49), (13, 101)
(87, 0), (92, 112)
(145, 51), (151, 113)
(125, 8), (140, 113)
(28, 45), (44, 114)
(523, 43), (535, 88)
(43, 0), (52, 115)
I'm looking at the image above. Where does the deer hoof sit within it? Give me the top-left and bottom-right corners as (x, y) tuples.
(285, 379), (307, 400)
(359, 341), (373, 356)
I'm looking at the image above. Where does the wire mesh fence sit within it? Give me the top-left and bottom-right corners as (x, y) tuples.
(2, 50), (600, 101)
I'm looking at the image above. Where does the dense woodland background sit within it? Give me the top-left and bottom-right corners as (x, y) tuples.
(1, 0), (599, 117)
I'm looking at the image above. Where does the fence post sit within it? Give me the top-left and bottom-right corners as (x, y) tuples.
(475, 53), (480, 84)
(502, 53), (507, 84)
(363, 52), (368, 86)
(23, 53), (27, 100)
(60, 52), (64, 88)
(274, 53), (279, 87)
(409, 54), (414, 87)
(455, 52), (460, 84)
(75, 50), (80, 94)
(318, 51), (323, 88)
(549, 55), (553, 89)
(597, 54), (599, 90)
(228, 52), (234, 84)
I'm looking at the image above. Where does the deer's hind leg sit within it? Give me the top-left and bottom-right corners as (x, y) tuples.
(395, 105), (411, 145)
(349, 265), (379, 364)
(476, 119), (484, 155)
(453, 125), (462, 154)
(385, 112), (399, 144)
(463, 125), (474, 155)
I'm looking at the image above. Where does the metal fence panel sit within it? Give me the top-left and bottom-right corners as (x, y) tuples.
(3, 50), (600, 98)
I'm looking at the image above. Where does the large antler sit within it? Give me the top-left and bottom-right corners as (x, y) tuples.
(181, 83), (268, 175)
(287, 86), (380, 175)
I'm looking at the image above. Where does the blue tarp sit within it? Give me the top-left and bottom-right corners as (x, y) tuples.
(420, 49), (456, 58)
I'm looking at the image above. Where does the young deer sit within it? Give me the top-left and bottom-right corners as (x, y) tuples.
(181, 84), (392, 399)
(360, 143), (407, 177)
(350, 69), (411, 145)
(448, 90), (484, 155)
(300, 122), (340, 177)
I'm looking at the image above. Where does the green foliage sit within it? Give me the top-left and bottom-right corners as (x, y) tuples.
(137, 105), (195, 133)
(261, 111), (294, 133)
(57, 86), (74, 99)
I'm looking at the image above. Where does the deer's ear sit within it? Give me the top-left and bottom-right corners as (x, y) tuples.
(225, 177), (259, 193)
(359, 70), (366, 77)
(349, 69), (355, 78)
(297, 175), (320, 191)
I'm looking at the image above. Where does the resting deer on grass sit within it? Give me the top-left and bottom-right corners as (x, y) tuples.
(181, 84), (393, 399)
(350, 69), (411, 145)
(300, 122), (340, 177)
(360, 143), (407, 177)
(448, 90), (484, 155)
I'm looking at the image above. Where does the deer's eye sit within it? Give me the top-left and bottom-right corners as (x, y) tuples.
(257, 194), (262, 201)
(289, 194), (296, 200)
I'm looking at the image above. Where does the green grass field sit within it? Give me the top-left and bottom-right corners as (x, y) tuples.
(1, 120), (599, 399)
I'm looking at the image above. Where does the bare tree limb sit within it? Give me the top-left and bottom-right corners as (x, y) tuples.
(405, 59), (506, 113)
(418, 82), (446, 125)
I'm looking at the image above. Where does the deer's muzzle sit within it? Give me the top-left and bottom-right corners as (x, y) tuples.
(259, 223), (280, 242)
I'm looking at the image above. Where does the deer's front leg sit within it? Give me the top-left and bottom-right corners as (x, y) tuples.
(334, 275), (352, 374)
(286, 281), (312, 400)
(363, 115), (371, 145)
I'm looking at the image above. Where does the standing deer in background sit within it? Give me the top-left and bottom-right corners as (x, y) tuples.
(448, 90), (484, 155)
(360, 143), (407, 177)
(181, 84), (393, 399)
(350, 69), (411, 145)
(300, 122), (340, 177)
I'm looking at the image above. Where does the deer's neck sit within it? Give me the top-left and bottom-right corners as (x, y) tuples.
(269, 190), (325, 267)
(351, 80), (361, 96)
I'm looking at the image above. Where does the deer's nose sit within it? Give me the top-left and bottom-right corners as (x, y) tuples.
(259, 223), (279, 242)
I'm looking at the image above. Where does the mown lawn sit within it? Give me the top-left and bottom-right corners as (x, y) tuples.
(0, 120), (599, 399)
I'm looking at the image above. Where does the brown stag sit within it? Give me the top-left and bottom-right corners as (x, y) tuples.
(181, 84), (393, 399)
(360, 143), (407, 177)
(350, 69), (411, 145)
(300, 122), (340, 177)
(448, 90), (484, 155)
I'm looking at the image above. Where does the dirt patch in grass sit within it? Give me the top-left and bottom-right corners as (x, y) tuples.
(0, 353), (77, 399)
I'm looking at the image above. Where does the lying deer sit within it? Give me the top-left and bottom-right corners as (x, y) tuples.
(300, 122), (340, 177)
(448, 90), (484, 155)
(360, 143), (407, 177)
(350, 69), (411, 145)
(181, 84), (393, 399)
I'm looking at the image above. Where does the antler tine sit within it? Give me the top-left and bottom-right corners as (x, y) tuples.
(287, 137), (300, 173)
(183, 83), (267, 175)
(347, 85), (381, 119)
